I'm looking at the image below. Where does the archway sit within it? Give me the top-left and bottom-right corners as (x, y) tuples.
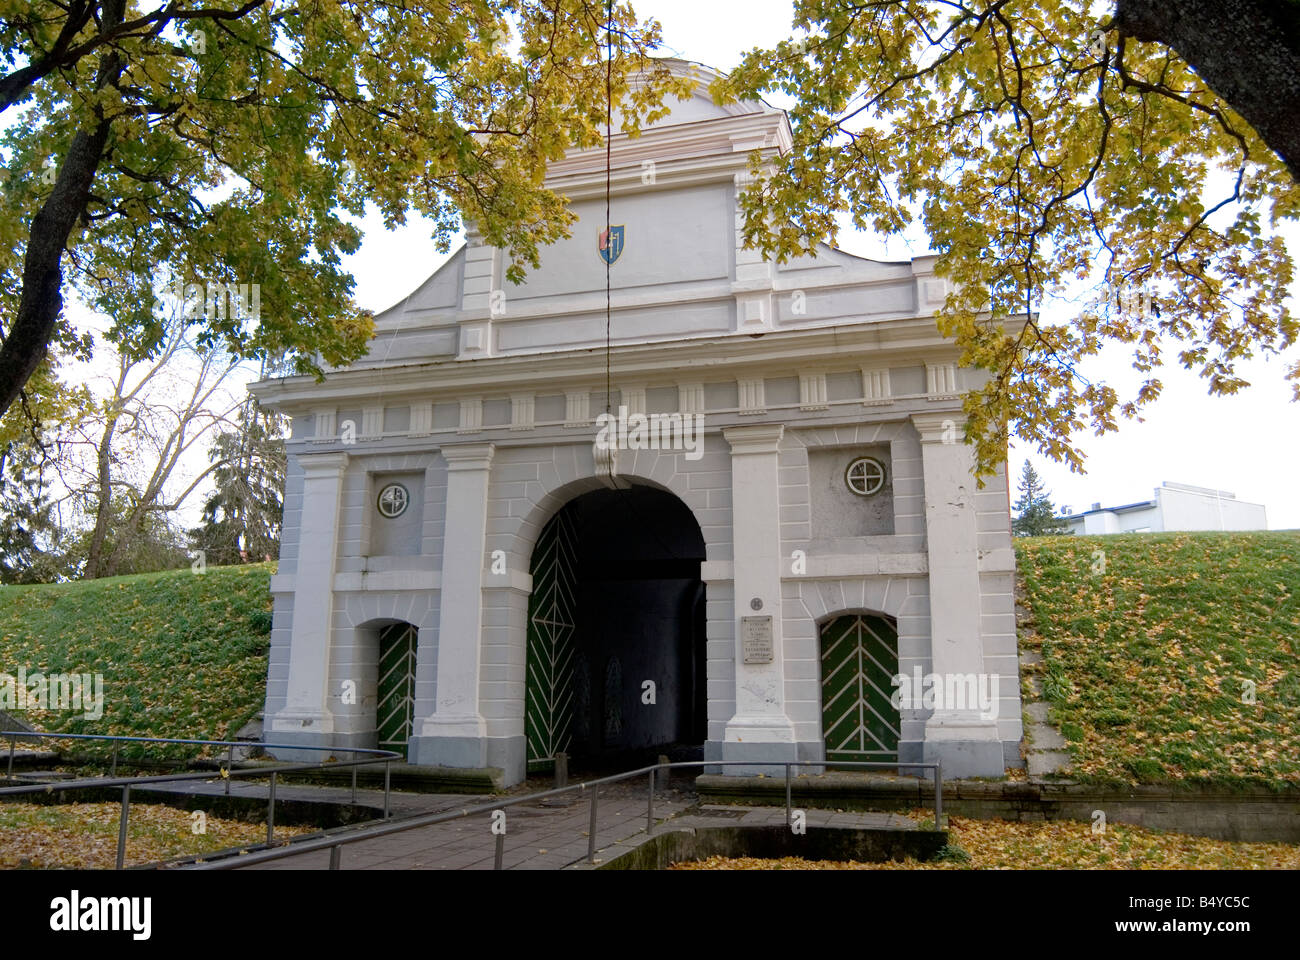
(819, 613), (901, 767)
(525, 484), (706, 772)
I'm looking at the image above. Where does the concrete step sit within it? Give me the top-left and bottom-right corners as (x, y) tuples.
(11, 770), (77, 782)
(1027, 724), (1067, 750)
(1024, 701), (1050, 723)
(1027, 751), (1071, 776)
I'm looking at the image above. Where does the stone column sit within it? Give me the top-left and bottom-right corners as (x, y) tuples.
(268, 451), (348, 748)
(912, 413), (1002, 778)
(721, 425), (796, 773)
(411, 442), (495, 768)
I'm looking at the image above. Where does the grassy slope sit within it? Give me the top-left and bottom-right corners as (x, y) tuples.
(1017, 532), (1300, 787)
(0, 563), (274, 758)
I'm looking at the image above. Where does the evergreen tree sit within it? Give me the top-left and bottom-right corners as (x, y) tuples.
(0, 438), (61, 583)
(1012, 461), (1072, 537)
(190, 398), (286, 567)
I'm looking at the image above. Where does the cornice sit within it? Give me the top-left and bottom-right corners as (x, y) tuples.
(911, 411), (970, 443)
(378, 268), (927, 333)
(543, 112), (791, 198)
(250, 315), (991, 412)
(723, 423), (784, 454)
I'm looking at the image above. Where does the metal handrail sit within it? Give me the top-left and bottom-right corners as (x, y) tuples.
(1, 730), (402, 869)
(186, 758), (943, 871)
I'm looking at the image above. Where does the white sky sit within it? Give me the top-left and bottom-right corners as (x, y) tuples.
(339, 0), (1300, 530)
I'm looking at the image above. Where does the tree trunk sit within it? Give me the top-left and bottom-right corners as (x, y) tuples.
(1116, 0), (1300, 180)
(81, 415), (118, 579)
(0, 0), (125, 419)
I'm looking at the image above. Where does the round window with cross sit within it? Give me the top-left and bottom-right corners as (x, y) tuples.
(845, 456), (886, 496)
(376, 482), (410, 519)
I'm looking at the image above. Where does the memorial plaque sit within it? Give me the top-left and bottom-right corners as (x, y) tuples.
(741, 616), (774, 664)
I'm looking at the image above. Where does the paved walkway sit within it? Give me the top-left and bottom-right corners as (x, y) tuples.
(137, 777), (468, 819)
(235, 781), (697, 870)
(210, 792), (919, 871)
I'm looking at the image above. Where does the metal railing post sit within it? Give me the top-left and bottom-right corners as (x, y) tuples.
(785, 763), (792, 827)
(383, 760), (391, 819)
(115, 785), (131, 870)
(266, 771), (277, 845)
(646, 769), (655, 836)
(351, 756), (358, 804)
(0, 732), (402, 871)
(2, 748), (951, 871)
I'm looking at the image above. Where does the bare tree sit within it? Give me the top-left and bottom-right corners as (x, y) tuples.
(54, 307), (249, 579)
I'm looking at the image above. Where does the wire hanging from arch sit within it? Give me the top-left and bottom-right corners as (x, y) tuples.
(598, 9), (692, 564)
(601, 0), (615, 487)
(604, 0), (613, 422)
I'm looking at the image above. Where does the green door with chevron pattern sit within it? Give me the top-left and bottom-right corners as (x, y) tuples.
(525, 508), (578, 770)
(377, 622), (417, 759)
(819, 614), (901, 765)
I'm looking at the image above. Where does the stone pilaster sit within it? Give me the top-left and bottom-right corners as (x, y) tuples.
(912, 412), (1002, 778)
(721, 424), (796, 773)
(267, 452), (348, 748)
(410, 442), (495, 768)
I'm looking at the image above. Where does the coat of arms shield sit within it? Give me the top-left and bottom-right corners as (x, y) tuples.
(598, 225), (625, 265)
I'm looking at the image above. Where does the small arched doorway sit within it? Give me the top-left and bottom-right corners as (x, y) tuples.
(525, 484), (706, 772)
(376, 621), (418, 758)
(819, 613), (901, 766)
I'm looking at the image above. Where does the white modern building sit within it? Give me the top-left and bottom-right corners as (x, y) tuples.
(1063, 481), (1268, 535)
(250, 60), (1024, 786)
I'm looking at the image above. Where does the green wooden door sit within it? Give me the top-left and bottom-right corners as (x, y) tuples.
(525, 509), (578, 768)
(377, 623), (417, 758)
(820, 614), (900, 764)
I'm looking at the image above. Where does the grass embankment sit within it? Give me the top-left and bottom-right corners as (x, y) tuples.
(1016, 532), (1300, 786)
(0, 563), (274, 760)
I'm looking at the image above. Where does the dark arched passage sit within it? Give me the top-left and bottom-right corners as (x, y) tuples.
(525, 484), (706, 772)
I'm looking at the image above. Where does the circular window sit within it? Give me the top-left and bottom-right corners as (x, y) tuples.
(845, 457), (886, 496)
(376, 482), (410, 519)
